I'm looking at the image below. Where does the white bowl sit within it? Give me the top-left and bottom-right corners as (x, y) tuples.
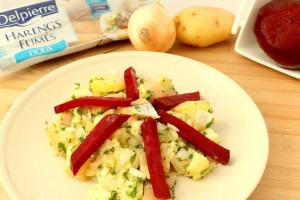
(232, 0), (300, 79)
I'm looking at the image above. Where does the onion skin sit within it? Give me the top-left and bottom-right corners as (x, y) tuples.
(128, 4), (176, 52)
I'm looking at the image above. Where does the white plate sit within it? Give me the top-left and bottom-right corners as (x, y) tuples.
(0, 52), (269, 200)
(233, 0), (300, 79)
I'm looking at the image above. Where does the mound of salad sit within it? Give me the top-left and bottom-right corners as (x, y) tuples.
(45, 66), (230, 200)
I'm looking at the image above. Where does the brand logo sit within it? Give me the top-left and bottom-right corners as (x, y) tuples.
(0, 0), (58, 29)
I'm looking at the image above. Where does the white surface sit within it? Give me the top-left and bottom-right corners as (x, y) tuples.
(0, 52), (269, 200)
(0, 0), (241, 14)
(161, 0), (241, 15)
(234, 0), (300, 79)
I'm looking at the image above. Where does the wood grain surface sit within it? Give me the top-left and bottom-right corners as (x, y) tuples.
(1, 36), (300, 200)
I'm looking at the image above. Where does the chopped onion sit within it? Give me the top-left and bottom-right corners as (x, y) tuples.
(129, 168), (147, 180)
(175, 148), (190, 160)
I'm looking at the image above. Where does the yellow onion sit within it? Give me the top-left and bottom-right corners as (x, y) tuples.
(128, 3), (176, 52)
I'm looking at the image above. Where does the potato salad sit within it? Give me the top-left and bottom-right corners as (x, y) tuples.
(45, 67), (229, 200)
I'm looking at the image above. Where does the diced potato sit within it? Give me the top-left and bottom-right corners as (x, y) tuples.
(87, 184), (111, 200)
(187, 152), (209, 179)
(170, 158), (186, 174)
(130, 120), (143, 136)
(98, 139), (121, 155)
(60, 111), (72, 127)
(86, 161), (100, 177)
(143, 182), (159, 200)
(139, 153), (150, 179)
(158, 75), (177, 96)
(118, 173), (144, 200)
(142, 171), (176, 200)
(157, 122), (178, 143)
(175, 148), (190, 160)
(85, 120), (96, 134)
(96, 173), (120, 192)
(111, 127), (131, 145)
(119, 148), (135, 167)
(160, 143), (176, 173)
(129, 168), (147, 180)
(172, 100), (212, 115)
(138, 77), (177, 102)
(194, 109), (214, 131)
(45, 123), (61, 154)
(203, 128), (220, 143)
(130, 148), (143, 168)
(102, 155), (117, 169)
(71, 82), (92, 98)
(138, 81), (160, 101)
(59, 126), (78, 145)
(89, 73), (125, 95)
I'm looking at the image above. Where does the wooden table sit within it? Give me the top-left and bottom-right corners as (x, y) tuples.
(1, 36), (300, 200)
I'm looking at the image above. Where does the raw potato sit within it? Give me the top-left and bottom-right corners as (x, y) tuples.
(174, 6), (235, 47)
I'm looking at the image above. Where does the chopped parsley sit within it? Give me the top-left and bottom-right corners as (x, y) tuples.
(76, 108), (82, 115)
(137, 77), (144, 85)
(126, 185), (138, 198)
(130, 153), (136, 164)
(123, 172), (129, 181)
(205, 118), (214, 128)
(104, 147), (115, 154)
(159, 126), (170, 135)
(171, 180), (177, 200)
(145, 90), (154, 100)
(95, 110), (104, 116)
(111, 168), (117, 175)
(125, 125), (132, 134)
(135, 144), (143, 149)
(58, 142), (66, 154)
(79, 136), (85, 142)
(109, 191), (120, 200)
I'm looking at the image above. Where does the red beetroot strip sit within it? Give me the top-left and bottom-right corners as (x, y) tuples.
(54, 96), (132, 114)
(141, 117), (172, 199)
(70, 114), (131, 175)
(157, 110), (230, 165)
(152, 91), (200, 110)
(124, 66), (139, 101)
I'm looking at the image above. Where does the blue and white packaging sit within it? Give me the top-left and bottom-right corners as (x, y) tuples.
(0, 0), (155, 76)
